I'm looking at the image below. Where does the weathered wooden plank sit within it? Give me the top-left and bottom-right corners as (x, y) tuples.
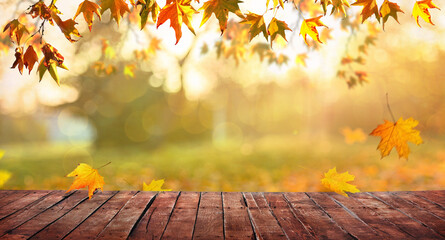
(29, 191), (115, 240)
(394, 191), (445, 219)
(263, 192), (314, 239)
(222, 192), (255, 240)
(96, 191), (156, 240)
(371, 192), (445, 237)
(128, 191), (179, 240)
(0, 191), (31, 209)
(352, 192), (442, 239)
(193, 192), (224, 239)
(2, 191), (88, 239)
(0, 191), (70, 237)
(0, 191), (51, 220)
(284, 192), (353, 239)
(64, 191), (136, 240)
(161, 192), (200, 240)
(308, 192), (381, 239)
(0, 190), (14, 200)
(330, 192), (414, 239)
(414, 191), (445, 207)
(243, 192), (287, 240)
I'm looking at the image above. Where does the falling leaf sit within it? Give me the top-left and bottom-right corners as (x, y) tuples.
(379, 0), (404, 30)
(143, 179), (172, 191)
(341, 127), (367, 144)
(300, 15), (327, 46)
(74, 0), (102, 31)
(352, 0), (380, 23)
(11, 47), (24, 74)
(321, 167), (360, 197)
(241, 13), (268, 41)
(157, 0), (197, 44)
(3, 19), (29, 44)
(100, 0), (131, 25)
(200, 0), (243, 33)
(23, 46), (39, 74)
(268, 17), (290, 47)
(370, 117), (423, 159)
(412, 0), (440, 27)
(66, 163), (105, 199)
(140, 0), (160, 29)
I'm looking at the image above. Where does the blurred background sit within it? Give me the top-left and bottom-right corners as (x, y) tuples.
(0, 0), (444, 192)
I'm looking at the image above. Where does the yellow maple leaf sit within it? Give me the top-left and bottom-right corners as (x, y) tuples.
(266, 0), (284, 9)
(268, 17), (291, 47)
(157, 0), (196, 44)
(370, 117), (423, 159)
(412, 0), (440, 27)
(379, 0), (404, 30)
(0, 170), (11, 188)
(341, 127), (367, 144)
(143, 179), (172, 191)
(74, 0), (102, 31)
(200, 0), (243, 33)
(66, 163), (105, 199)
(352, 0), (380, 23)
(241, 12), (268, 41)
(300, 15), (327, 46)
(2, 19), (29, 45)
(321, 167), (360, 197)
(100, 0), (131, 26)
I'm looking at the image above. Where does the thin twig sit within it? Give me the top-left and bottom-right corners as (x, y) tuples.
(386, 93), (396, 123)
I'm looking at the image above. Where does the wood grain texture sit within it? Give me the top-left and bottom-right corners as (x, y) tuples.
(0, 191), (70, 237)
(329, 192), (414, 239)
(128, 191), (179, 240)
(0, 190), (443, 240)
(1, 191), (88, 240)
(222, 192), (255, 240)
(352, 192), (443, 239)
(243, 192), (287, 240)
(284, 192), (354, 239)
(371, 192), (445, 237)
(307, 192), (380, 239)
(96, 191), (156, 240)
(161, 192), (200, 240)
(193, 192), (224, 239)
(29, 191), (116, 240)
(64, 191), (136, 240)
(263, 192), (314, 239)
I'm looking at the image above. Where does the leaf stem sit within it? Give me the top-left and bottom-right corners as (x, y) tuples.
(97, 161), (111, 170)
(386, 93), (396, 123)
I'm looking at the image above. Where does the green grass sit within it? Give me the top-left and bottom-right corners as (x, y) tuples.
(1, 135), (444, 192)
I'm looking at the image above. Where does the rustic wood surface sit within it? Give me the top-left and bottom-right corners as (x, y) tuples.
(0, 190), (443, 239)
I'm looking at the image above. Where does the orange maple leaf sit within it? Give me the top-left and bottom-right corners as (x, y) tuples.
(157, 0), (196, 44)
(322, 167), (360, 197)
(23, 46), (39, 74)
(11, 47), (24, 74)
(370, 117), (423, 159)
(100, 0), (131, 26)
(352, 0), (380, 23)
(300, 15), (327, 46)
(66, 163), (105, 199)
(3, 19), (29, 44)
(74, 0), (102, 31)
(412, 0), (440, 27)
(50, 9), (82, 42)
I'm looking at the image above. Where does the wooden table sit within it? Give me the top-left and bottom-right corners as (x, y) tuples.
(0, 190), (443, 239)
